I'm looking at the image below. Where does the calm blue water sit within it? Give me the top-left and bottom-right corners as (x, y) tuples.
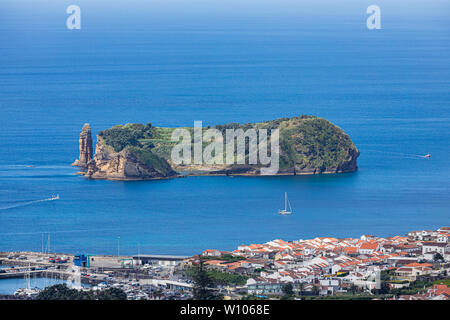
(0, 1), (449, 255)
(0, 276), (89, 295)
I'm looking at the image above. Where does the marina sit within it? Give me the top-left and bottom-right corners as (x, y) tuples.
(0, 251), (194, 300)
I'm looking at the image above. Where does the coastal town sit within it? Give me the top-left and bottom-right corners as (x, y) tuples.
(1, 226), (449, 300)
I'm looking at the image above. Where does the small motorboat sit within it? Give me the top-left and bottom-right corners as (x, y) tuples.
(50, 194), (60, 200)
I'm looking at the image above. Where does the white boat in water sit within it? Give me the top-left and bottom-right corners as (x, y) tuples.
(278, 192), (292, 215)
(50, 194), (60, 200)
(14, 269), (41, 297)
(14, 287), (40, 297)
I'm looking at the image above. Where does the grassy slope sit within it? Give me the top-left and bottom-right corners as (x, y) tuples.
(97, 116), (358, 173)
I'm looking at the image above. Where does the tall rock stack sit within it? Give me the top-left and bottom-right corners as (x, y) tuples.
(72, 123), (93, 169)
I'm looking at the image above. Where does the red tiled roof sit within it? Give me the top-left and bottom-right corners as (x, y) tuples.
(359, 242), (379, 250)
(404, 262), (433, 268)
(344, 246), (358, 254)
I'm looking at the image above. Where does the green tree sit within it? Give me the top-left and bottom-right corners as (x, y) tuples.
(433, 253), (444, 262)
(298, 282), (305, 297)
(281, 283), (294, 300)
(97, 288), (127, 300)
(380, 281), (390, 294)
(192, 260), (219, 300)
(36, 284), (126, 300)
(36, 284), (92, 300)
(371, 281), (390, 295)
(349, 284), (358, 295)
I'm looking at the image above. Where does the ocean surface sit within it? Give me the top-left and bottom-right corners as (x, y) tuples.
(0, 0), (449, 255)
(0, 276), (89, 295)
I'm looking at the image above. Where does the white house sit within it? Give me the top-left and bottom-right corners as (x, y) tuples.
(437, 227), (450, 234)
(319, 278), (341, 295)
(422, 242), (447, 256)
(358, 242), (380, 255)
(202, 249), (221, 257)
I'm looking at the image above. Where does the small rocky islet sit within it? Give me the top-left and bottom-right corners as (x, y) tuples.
(73, 115), (360, 181)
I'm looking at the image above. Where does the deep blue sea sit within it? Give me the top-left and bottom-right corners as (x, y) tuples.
(0, 0), (449, 255)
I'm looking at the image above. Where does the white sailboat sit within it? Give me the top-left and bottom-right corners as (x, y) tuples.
(278, 192), (292, 215)
(14, 267), (40, 297)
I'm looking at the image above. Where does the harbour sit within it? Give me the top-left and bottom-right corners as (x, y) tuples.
(1, 225), (450, 300)
(0, 251), (194, 299)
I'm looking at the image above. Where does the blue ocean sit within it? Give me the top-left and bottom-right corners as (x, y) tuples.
(0, 0), (449, 255)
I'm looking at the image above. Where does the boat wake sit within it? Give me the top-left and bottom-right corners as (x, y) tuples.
(0, 195), (59, 211)
(364, 149), (431, 159)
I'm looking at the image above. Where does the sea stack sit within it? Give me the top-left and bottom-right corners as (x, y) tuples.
(72, 123), (93, 169)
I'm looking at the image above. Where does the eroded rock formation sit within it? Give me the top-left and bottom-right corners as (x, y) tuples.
(84, 136), (177, 180)
(72, 123), (93, 168)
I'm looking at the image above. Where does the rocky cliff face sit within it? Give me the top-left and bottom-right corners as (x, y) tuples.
(72, 123), (93, 168)
(84, 136), (177, 180)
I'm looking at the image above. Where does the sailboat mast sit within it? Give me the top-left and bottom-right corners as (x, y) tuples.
(285, 192), (287, 211)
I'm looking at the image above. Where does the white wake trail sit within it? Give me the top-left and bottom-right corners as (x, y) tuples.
(363, 149), (430, 159)
(0, 197), (58, 211)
